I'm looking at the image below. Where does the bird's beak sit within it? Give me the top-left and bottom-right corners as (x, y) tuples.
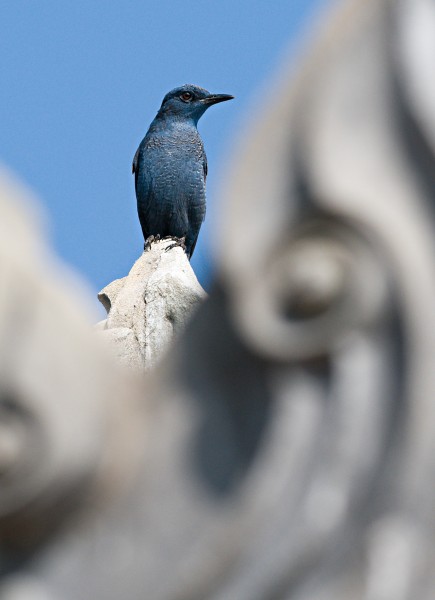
(201, 94), (234, 106)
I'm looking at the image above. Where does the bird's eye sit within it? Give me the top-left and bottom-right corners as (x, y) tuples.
(180, 92), (193, 102)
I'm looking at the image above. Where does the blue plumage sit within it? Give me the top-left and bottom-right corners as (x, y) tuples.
(132, 84), (233, 259)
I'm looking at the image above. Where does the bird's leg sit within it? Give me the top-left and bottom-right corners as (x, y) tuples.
(144, 234), (161, 252)
(164, 236), (186, 253)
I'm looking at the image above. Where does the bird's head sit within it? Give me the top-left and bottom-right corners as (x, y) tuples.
(156, 84), (234, 124)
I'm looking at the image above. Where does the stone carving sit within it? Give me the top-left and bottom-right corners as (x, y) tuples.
(0, 172), (140, 592)
(3, 0), (435, 598)
(97, 239), (205, 370)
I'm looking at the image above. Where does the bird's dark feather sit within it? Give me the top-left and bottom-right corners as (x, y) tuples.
(133, 84), (232, 259)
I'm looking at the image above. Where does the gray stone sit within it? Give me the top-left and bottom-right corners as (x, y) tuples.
(5, 0), (435, 598)
(98, 238), (206, 370)
(0, 171), (138, 559)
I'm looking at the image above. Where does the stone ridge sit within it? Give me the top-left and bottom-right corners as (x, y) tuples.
(97, 238), (206, 370)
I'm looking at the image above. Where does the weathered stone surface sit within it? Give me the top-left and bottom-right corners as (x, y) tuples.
(0, 171), (140, 567)
(5, 0), (435, 598)
(98, 238), (206, 370)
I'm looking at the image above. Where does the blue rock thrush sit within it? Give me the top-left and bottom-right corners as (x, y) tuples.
(132, 84), (233, 259)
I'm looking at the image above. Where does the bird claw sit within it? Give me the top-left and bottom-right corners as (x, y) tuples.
(164, 236), (186, 253)
(144, 234), (161, 252)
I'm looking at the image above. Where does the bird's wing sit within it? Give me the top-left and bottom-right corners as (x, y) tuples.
(132, 146), (140, 174)
(203, 154), (208, 180)
(132, 145), (141, 192)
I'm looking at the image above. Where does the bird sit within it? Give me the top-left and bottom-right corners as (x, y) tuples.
(132, 84), (233, 259)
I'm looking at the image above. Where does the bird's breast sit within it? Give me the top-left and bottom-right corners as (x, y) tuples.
(142, 134), (204, 168)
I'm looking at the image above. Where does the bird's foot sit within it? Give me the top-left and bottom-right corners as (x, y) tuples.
(144, 234), (161, 252)
(164, 236), (186, 253)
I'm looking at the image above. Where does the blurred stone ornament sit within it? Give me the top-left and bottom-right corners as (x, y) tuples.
(3, 0), (435, 598)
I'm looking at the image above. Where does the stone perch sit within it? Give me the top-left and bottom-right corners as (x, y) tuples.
(97, 238), (206, 370)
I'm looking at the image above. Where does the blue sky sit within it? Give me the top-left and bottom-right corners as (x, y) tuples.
(1, 0), (329, 301)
